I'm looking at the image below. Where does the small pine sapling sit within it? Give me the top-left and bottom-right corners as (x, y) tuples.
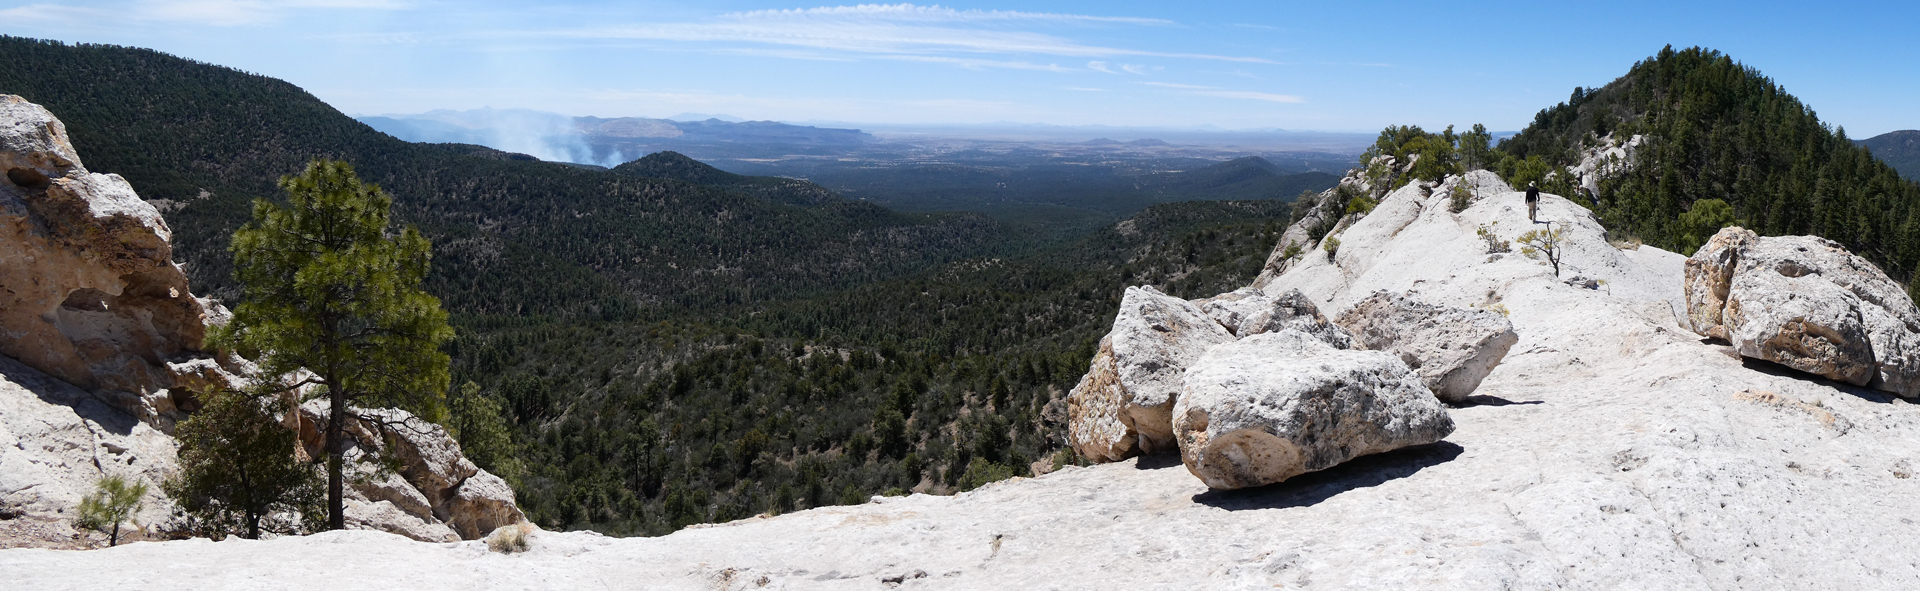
(1477, 222), (1511, 254)
(75, 475), (147, 547)
(1516, 226), (1569, 277)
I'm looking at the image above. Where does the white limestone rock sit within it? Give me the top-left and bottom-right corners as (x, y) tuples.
(1683, 226), (1920, 396)
(1335, 290), (1519, 402)
(1066, 285), (1233, 462)
(1172, 330), (1454, 489)
(0, 356), (176, 533)
(1194, 287), (1354, 347)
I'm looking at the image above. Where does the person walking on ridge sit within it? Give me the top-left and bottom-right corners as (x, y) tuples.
(1525, 181), (1540, 223)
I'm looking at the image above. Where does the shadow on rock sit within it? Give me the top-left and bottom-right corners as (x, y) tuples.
(1738, 356), (1900, 404)
(2, 356), (140, 435)
(1189, 441), (1464, 511)
(1132, 452), (1185, 470)
(1453, 395), (1544, 408)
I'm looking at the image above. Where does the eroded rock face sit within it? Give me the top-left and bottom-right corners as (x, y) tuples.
(294, 403), (526, 541)
(1334, 291), (1518, 402)
(1684, 226), (1920, 396)
(0, 94), (224, 429)
(1066, 286), (1234, 462)
(1172, 330), (1454, 490)
(1196, 287), (1354, 347)
(1683, 227), (1756, 340)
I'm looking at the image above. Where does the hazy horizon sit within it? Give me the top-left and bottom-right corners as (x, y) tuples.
(7, 1), (1912, 136)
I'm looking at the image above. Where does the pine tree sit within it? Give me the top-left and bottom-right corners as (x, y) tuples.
(214, 159), (453, 531)
(164, 384), (324, 539)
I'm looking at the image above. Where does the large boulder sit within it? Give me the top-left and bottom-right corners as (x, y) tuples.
(1195, 287), (1355, 348)
(1172, 330), (1454, 490)
(1333, 291), (1518, 402)
(1683, 226), (1920, 396)
(1066, 286), (1234, 462)
(0, 94), (225, 430)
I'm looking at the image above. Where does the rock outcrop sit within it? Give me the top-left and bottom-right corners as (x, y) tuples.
(1334, 290), (1519, 402)
(0, 93), (251, 409)
(293, 404), (526, 541)
(1171, 330), (1455, 489)
(1066, 286), (1233, 462)
(1195, 287), (1355, 347)
(1, 95), (226, 431)
(1683, 226), (1920, 396)
(1, 95), (523, 545)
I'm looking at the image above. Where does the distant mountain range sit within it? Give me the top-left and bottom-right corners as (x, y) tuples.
(358, 108), (875, 166)
(1858, 130), (1920, 181)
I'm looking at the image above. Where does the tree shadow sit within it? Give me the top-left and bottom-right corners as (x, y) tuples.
(1190, 441), (1464, 511)
(1453, 394), (1543, 407)
(1737, 356), (1903, 404)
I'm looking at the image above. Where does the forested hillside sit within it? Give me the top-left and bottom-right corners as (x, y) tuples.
(0, 36), (1303, 534)
(0, 36), (1009, 323)
(1858, 130), (1920, 182)
(1500, 45), (1920, 277)
(476, 200), (1293, 534)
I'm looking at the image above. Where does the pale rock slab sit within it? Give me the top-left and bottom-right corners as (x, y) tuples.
(1172, 330), (1455, 490)
(0, 356), (176, 532)
(1335, 290), (1519, 402)
(1684, 226), (1920, 396)
(1066, 285), (1233, 462)
(1194, 287), (1354, 348)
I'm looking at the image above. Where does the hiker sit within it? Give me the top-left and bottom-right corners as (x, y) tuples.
(1525, 181), (1540, 222)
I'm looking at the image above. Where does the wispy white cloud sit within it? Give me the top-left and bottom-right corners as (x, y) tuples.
(722, 4), (1174, 26)
(1120, 64), (1160, 75)
(1197, 90), (1304, 103)
(1063, 87), (1106, 92)
(1088, 61), (1116, 74)
(0, 0), (412, 27)
(881, 55), (1069, 72)
(553, 3), (1274, 66)
(1141, 81), (1213, 90)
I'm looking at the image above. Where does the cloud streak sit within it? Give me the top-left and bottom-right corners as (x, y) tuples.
(553, 3), (1273, 66)
(0, 0), (411, 27)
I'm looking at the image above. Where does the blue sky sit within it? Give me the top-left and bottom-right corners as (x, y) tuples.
(2, 1), (1914, 135)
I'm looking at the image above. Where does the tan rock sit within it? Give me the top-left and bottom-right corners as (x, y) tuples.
(1683, 226), (1920, 396)
(1682, 226), (1756, 340)
(295, 402), (525, 540)
(0, 95), (222, 429)
(1066, 286), (1233, 462)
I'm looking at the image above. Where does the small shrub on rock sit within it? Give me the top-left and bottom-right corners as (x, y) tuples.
(75, 475), (147, 547)
(486, 522), (534, 554)
(1477, 223), (1511, 254)
(1322, 236), (1341, 259)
